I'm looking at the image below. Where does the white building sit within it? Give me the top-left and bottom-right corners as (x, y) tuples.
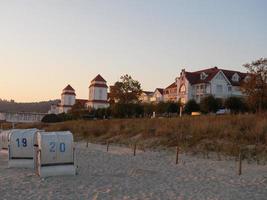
(176, 67), (248, 104)
(87, 74), (109, 109)
(150, 88), (164, 103)
(59, 85), (76, 113)
(139, 91), (154, 103)
(163, 82), (177, 102)
(49, 74), (109, 114)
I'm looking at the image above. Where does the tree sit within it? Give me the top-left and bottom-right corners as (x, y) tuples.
(184, 99), (200, 114)
(68, 102), (88, 119)
(242, 58), (267, 112)
(109, 74), (142, 104)
(200, 95), (219, 113)
(224, 97), (247, 114)
(166, 102), (180, 113)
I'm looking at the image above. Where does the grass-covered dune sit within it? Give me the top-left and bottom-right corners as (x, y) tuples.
(5, 113), (267, 162)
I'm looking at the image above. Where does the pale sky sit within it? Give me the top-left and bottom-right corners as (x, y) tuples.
(0, 0), (266, 102)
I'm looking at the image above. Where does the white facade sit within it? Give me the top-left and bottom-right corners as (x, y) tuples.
(49, 75), (109, 113)
(150, 89), (164, 103)
(87, 75), (109, 109)
(176, 67), (247, 104)
(139, 91), (153, 103)
(49, 85), (76, 114)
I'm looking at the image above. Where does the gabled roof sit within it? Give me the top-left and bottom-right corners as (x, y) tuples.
(184, 67), (247, 86)
(221, 69), (247, 86)
(165, 82), (177, 89)
(155, 88), (164, 95)
(63, 84), (75, 91)
(92, 74), (106, 82)
(185, 67), (220, 85)
(142, 91), (154, 95)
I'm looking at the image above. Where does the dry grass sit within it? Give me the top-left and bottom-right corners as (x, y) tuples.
(3, 113), (267, 163)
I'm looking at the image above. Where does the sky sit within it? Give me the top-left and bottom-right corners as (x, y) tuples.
(0, 0), (266, 102)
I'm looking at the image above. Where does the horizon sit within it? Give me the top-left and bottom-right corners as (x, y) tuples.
(1, 0), (266, 102)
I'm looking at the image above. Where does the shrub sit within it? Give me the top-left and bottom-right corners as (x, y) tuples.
(41, 114), (61, 123)
(224, 97), (247, 114)
(200, 95), (219, 113)
(184, 99), (200, 114)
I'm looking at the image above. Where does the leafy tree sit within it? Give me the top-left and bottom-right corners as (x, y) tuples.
(58, 113), (73, 121)
(184, 99), (200, 114)
(109, 74), (142, 104)
(143, 103), (155, 116)
(156, 102), (168, 114)
(68, 102), (88, 119)
(224, 97), (247, 114)
(166, 102), (180, 113)
(200, 95), (219, 113)
(242, 58), (267, 112)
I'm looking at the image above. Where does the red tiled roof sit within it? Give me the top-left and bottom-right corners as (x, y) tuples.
(185, 67), (220, 84)
(88, 100), (108, 103)
(184, 67), (247, 86)
(63, 84), (75, 91)
(89, 83), (108, 88)
(92, 74), (106, 82)
(165, 82), (177, 89)
(221, 69), (247, 86)
(62, 92), (76, 96)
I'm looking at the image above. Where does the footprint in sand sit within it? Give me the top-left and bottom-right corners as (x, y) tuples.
(92, 188), (112, 200)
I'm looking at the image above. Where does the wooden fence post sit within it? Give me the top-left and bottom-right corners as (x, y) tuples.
(107, 141), (110, 152)
(134, 143), (137, 156)
(176, 146), (179, 165)
(86, 139), (89, 148)
(238, 149), (242, 176)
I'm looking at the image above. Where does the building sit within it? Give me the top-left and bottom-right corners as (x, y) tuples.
(139, 91), (154, 103)
(49, 74), (109, 114)
(150, 88), (164, 103)
(176, 67), (248, 104)
(163, 82), (177, 102)
(59, 85), (76, 113)
(87, 74), (109, 109)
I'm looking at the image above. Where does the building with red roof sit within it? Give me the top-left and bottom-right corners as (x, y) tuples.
(87, 74), (109, 109)
(150, 88), (164, 103)
(49, 74), (109, 114)
(176, 67), (248, 104)
(163, 82), (177, 102)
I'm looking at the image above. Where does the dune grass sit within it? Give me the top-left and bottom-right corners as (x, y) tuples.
(3, 113), (267, 163)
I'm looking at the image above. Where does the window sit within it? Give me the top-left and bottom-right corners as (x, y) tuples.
(232, 73), (240, 82)
(68, 96), (72, 105)
(216, 85), (223, 93)
(179, 85), (186, 93)
(228, 86), (232, 92)
(200, 72), (208, 80)
(99, 89), (103, 99)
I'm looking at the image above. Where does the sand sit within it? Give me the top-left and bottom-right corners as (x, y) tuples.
(0, 143), (267, 200)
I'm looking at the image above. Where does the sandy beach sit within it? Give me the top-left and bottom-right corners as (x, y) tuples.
(0, 143), (266, 200)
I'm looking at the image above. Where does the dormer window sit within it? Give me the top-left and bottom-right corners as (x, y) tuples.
(200, 72), (208, 80)
(232, 73), (240, 82)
